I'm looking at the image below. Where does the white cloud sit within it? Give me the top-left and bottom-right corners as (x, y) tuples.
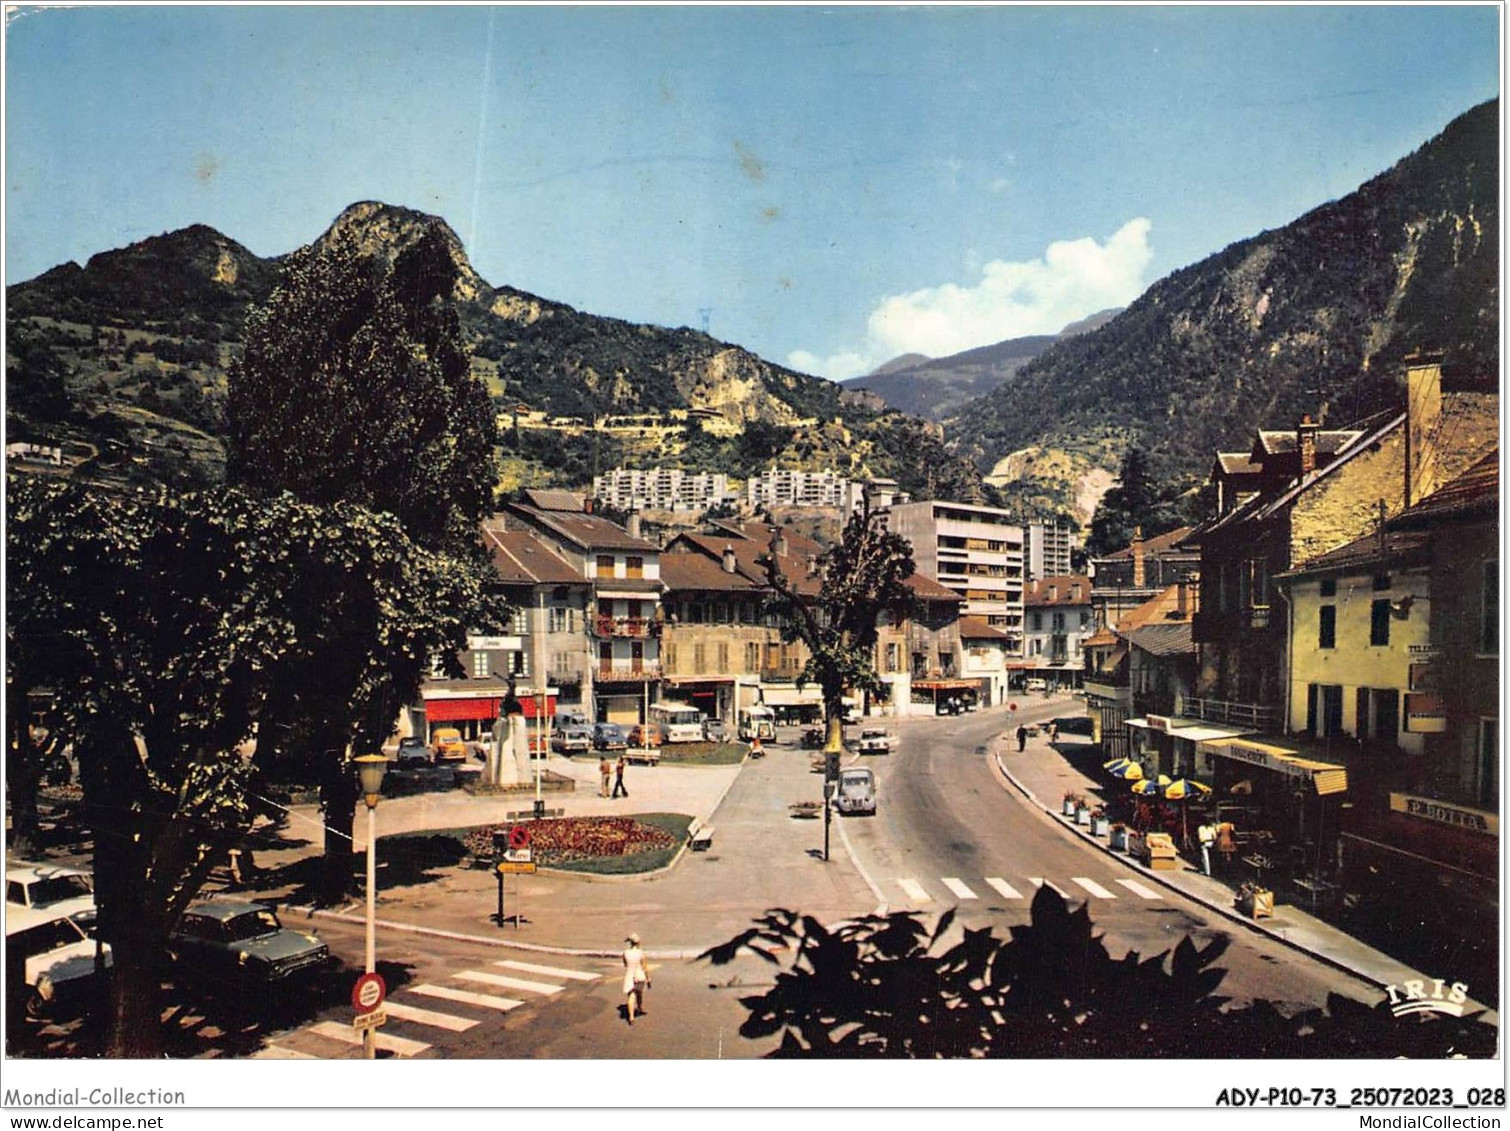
(790, 218), (1153, 380)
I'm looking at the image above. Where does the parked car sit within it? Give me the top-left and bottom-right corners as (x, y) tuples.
(430, 727), (468, 764)
(167, 900), (329, 990)
(857, 727), (897, 755)
(1052, 715), (1097, 737)
(627, 723), (663, 748)
(936, 697), (964, 716)
(592, 722), (628, 751)
(557, 710), (592, 730)
(7, 907), (111, 1018)
(393, 736), (431, 767)
(1025, 678), (1048, 692)
(801, 725), (825, 749)
(6, 863), (96, 922)
(702, 718), (726, 743)
(834, 767), (877, 815)
(551, 724), (594, 754)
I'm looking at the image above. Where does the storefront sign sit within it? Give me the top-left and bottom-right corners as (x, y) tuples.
(468, 636), (522, 652)
(1389, 793), (1498, 837)
(1407, 644), (1442, 661)
(1404, 692), (1447, 733)
(1146, 715), (1172, 732)
(1204, 740), (1312, 781)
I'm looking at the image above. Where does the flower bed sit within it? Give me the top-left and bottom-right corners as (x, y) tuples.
(464, 816), (676, 866)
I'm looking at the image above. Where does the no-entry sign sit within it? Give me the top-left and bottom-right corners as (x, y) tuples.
(352, 971), (386, 1014)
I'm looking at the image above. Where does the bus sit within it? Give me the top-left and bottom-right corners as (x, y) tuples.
(649, 704), (706, 744)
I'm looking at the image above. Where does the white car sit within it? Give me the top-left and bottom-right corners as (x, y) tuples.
(8, 906), (112, 1017)
(857, 728), (897, 755)
(6, 862), (96, 922)
(834, 767), (877, 815)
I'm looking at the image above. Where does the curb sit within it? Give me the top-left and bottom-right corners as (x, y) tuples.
(990, 740), (1396, 994)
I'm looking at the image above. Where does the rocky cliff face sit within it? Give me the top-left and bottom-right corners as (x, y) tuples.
(949, 99), (1499, 505)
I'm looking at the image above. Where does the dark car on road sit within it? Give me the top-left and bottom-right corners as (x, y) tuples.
(592, 722), (628, 751)
(1051, 716), (1097, 737)
(393, 736), (431, 767)
(168, 900), (330, 990)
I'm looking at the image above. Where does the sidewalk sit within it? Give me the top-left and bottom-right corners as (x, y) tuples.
(994, 728), (1498, 1022)
(239, 746), (875, 960)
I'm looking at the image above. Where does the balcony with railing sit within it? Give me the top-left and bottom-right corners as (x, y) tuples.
(1181, 696), (1282, 731)
(593, 615), (661, 639)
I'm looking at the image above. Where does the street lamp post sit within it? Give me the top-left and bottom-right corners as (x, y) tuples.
(354, 753), (388, 1060)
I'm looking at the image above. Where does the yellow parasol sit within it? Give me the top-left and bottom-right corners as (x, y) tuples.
(1130, 774), (1172, 795)
(1164, 779), (1213, 801)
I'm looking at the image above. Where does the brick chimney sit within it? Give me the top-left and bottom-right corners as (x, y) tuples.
(627, 512), (642, 539)
(722, 544), (737, 573)
(1297, 414), (1320, 475)
(1131, 526), (1146, 588)
(1175, 578), (1190, 620)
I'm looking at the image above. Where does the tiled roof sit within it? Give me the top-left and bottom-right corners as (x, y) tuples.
(1217, 453), (1261, 475)
(905, 572), (963, 602)
(1388, 449), (1498, 530)
(482, 528), (584, 586)
(1124, 621), (1195, 658)
(1254, 429), (1363, 457)
(522, 488), (587, 512)
(708, 518), (825, 558)
(659, 551), (759, 594)
(959, 616), (1012, 640)
(508, 504), (659, 553)
(670, 531), (822, 595)
(1025, 574), (1093, 607)
(1099, 527), (1195, 561)
(1083, 627), (1121, 648)
(1253, 413), (1405, 522)
(1280, 529), (1431, 579)
(1117, 584), (1196, 630)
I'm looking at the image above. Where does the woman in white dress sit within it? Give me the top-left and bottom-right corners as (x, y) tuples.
(622, 933), (650, 1024)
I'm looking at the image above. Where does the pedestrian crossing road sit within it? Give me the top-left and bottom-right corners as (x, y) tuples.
(255, 955), (606, 1059)
(890, 873), (1164, 906)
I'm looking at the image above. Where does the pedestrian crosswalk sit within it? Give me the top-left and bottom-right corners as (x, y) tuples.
(264, 954), (604, 1059)
(890, 873), (1165, 907)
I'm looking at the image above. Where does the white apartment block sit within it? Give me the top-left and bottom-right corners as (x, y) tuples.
(594, 467), (734, 513)
(886, 500), (1025, 650)
(1025, 518), (1077, 581)
(746, 467), (849, 508)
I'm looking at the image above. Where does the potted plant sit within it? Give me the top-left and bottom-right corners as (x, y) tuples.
(1109, 822), (1129, 851)
(1075, 797), (1092, 826)
(1089, 806), (1110, 837)
(1062, 790), (1078, 817)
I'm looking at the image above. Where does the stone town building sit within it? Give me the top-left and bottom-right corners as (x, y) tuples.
(502, 490), (664, 725)
(1089, 526), (1199, 631)
(1022, 575), (1094, 686)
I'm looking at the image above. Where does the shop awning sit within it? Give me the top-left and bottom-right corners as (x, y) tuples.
(665, 675), (736, 686)
(1168, 725), (1252, 744)
(761, 686), (824, 707)
(914, 679), (977, 691)
(1198, 738), (1348, 795)
(425, 697), (501, 723)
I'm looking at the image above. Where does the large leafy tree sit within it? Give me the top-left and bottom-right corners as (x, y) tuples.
(702, 888), (1497, 1058)
(226, 228), (503, 895)
(760, 504), (916, 754)
(5, 476), (485, 1056)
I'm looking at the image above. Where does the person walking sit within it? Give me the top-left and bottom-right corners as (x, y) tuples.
(1047, 721), (1059, 744)
(612, 753), (629, 798)
(622, 932), (650, 1024)
(598, 755), (612, 798)
(1016, 724), (1028, 753)
(1197, 821), (1216, 876)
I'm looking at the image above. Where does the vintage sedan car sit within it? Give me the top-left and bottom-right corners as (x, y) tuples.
(393, 736), (431, 767)
(430, 727), (468, 764)
(627, 723), (663, 748)
(592, 722), (628, 751)
(167, 900), (330, 989)
(7, 906), (111, 1017)
(6, 863), (96, 922)
(857, 727), (897, 755)
(551, 724), (594, 754)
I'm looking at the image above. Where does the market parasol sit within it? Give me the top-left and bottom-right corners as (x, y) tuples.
(1103, 757), (1134, 773)
(1164, 779), (1213, 801)
(1109, 761), (1146, 781)
(1130, 774), (1172, 794)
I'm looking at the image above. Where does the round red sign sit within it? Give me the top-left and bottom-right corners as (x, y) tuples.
(352, 971), (386, 1013)
(1008, 702), (1018, 712)
(508, 825), (532, 850)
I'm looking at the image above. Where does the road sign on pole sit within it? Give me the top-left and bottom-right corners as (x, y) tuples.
(352, 1008), (388, 1032)
(352, 971), (386, 1014)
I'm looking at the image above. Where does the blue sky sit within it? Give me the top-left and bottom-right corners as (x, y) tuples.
(5, 5), (1500, 380)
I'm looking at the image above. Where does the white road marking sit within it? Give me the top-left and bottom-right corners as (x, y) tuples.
(383, 1000), (479, 1032)
(897, 878), (932, 902)
(984, 877), (1025, 900)
(1071, 877), (1117, 899)
(940, 877), (979, 900)
(1115, 878), (1163, 900)
(457, 970), (562, 995)
(493, 959), (600, 981)
(306, 1021), (430, 1057)
(410, 984), (524, 1012)
(1029, 877), (1069, 897)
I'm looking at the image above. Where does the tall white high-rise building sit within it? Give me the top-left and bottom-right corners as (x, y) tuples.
(745, 467), (849, 508)
(1024, 518), (1077, 581)
(593, 467), (734, 513)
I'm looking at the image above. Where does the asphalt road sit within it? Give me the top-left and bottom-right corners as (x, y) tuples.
(841, 698), (1384, 1013)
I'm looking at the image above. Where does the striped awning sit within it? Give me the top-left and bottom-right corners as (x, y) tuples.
(1198, 738), (1348, 795)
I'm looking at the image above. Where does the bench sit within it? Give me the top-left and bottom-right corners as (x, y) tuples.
(505, 808), (564, 820)
(687, 817), (715, 851)
(624, 749), (661, 766)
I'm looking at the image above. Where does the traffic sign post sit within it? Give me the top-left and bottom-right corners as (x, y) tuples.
(352, 1008), (387, 1033)
(352, 971), (387, 1037)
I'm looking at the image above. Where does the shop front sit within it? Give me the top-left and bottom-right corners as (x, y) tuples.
(912, 678), (980, 715)
(1196, 737), (1348, 892)
(1123, 715), (1253, 779)
(761, 684), (824, 726)
(664, 675), (737, 728)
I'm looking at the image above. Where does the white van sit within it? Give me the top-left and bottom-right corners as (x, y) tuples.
(1025, 678), (1048, 692)
(649, 704), (706, 744)
(738, 706), (776, 742)
(835, 767), (876, 815)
